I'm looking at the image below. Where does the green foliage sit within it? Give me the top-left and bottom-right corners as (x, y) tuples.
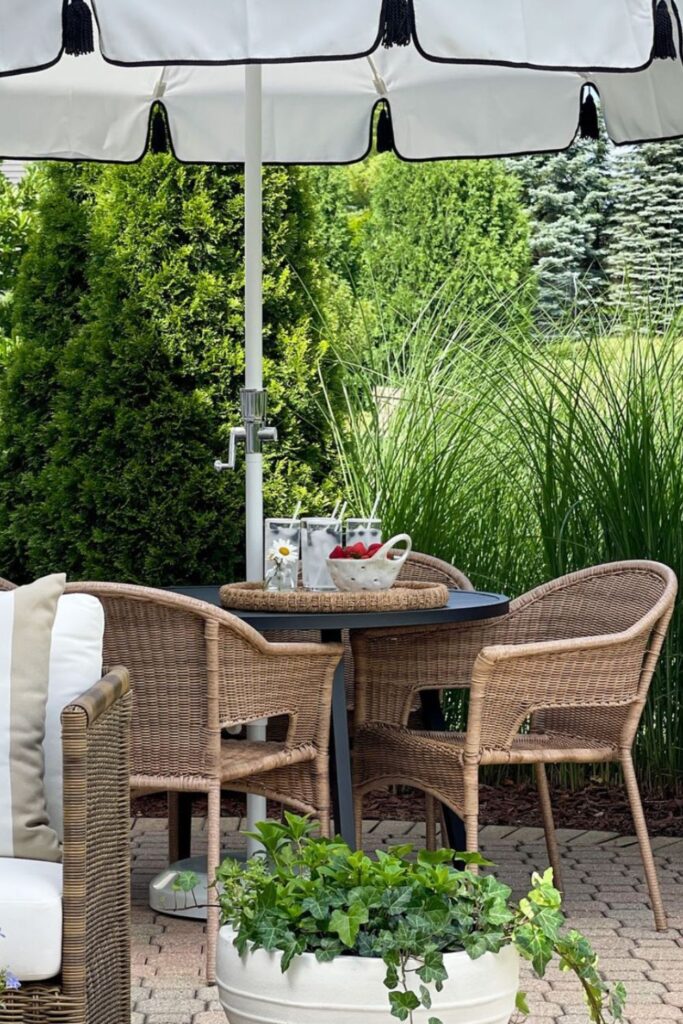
(323, 297), (683, 791)
(310, 156), (534, 349)
(511, 131), (611, 321)
(0, 159), (339, 584)
(215, 815), (624, 1024)
(608, 141), (683, 319)
(0, 164), (96, 579)
(0, 166), (41, 349)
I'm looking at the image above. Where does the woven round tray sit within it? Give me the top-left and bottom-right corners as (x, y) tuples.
(220, 581), (450, 614)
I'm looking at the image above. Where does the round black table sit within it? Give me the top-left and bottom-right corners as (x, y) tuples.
(171, 586), (509, 850)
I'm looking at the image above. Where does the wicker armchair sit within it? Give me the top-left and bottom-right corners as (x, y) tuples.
(65, 582), (343, 981)
(1, 668), (132, 1024)
(353, 561), (677, 931)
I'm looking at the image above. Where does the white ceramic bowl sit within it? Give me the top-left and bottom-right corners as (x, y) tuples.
(327, 534), (412, 592)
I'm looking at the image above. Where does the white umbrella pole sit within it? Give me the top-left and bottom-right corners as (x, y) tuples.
(244, 64), (268, 846)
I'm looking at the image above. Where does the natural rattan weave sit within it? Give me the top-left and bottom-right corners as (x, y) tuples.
(0, 668), (132, 1024)
(64, 582), (343, 983)
(267, 552), (473, 710)
(220, 580), (449, 613)
(352, 561), (677, 931)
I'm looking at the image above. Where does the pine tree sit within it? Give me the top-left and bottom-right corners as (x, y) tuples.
(607, 141), (683, 319)
(511, 134), (611, 321)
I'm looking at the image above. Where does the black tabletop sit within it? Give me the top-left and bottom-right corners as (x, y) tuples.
(171, 586), (510, 632)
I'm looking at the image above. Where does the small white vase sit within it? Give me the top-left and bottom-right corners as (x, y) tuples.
(216, 926), (519, 1024)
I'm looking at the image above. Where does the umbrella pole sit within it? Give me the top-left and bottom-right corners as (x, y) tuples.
(244, 63), (264, 583)
(244, 64), (269, 846)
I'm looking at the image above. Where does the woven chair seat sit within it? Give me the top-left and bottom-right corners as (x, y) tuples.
(220, 740), (316, 783)
(358, 723), (618, 769)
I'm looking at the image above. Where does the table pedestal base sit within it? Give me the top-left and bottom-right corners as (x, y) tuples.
(149, 852), (247, 922)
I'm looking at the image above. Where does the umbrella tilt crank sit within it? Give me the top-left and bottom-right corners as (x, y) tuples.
(214, 388), (278, 472)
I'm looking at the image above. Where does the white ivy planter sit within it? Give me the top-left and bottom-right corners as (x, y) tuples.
(216, 927), (519, 1024)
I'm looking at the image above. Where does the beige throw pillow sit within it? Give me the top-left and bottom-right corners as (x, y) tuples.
(0, 573), (65, 861)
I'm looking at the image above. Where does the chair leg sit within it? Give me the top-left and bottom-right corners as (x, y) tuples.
(168, 791), (193, 863)
(535, 764), (563, 893)
(319, 810), (331, 839)
(205, 786), (222, 984)
(620, 750), (667, 931)
(463, 764), (480, 870)
(354, 792), (364, 850)
(425, 795), (437, 851)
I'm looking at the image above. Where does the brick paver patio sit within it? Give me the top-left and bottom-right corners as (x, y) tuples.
(130, 817), (683, 1024)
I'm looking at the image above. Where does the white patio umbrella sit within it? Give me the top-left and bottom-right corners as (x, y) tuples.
(1, 0), (674, 75)
(1, 0), (682, 842)
(1, 18), (682, 579)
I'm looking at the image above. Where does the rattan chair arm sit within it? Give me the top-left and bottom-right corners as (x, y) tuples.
(64, 664), (131, 723)
(61, 668), (131, 1015)
(217, 639), (343, 745)
(477, 624), (647, 666)
(466, 630), (651, 755)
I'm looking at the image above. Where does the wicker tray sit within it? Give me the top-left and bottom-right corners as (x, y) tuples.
(220, 581), (450, 614)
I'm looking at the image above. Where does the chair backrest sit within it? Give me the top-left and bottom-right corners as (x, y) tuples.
(342, 552), (473, 708)
(0, 576), (16, 591)
(65, 582), (221, 782)
(398, 552), (473, 592)
(505, 561), (675, 646)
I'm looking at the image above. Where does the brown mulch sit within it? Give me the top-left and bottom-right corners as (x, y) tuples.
(132, 779), (683, 838)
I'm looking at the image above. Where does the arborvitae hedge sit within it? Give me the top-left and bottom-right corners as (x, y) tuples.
(357, 156), (534, 345)
(0, 159), (339, 585)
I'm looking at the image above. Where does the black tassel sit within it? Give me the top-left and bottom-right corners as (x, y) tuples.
(376, 105), (395, 154)
(579, 92), (600, 140)
(150, 107), (170, 155)
(381, 0), (412, 48)
(654, 0), (677, 59)
(63, 0), (94, 57)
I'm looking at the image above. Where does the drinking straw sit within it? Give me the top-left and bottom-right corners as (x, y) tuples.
(366, 492), (382, 530)
(289, 500), (302, 530)
(337, 502), (347, 527)
(331, 499), (341, 521)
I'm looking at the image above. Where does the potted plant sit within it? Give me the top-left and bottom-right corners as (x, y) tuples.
(208, 815), (626, 1024)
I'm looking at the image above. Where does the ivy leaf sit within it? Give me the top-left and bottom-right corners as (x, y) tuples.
(516, 990), (531, 1016)
(417, 949), (448, 986)
(328, 902), (369, 947)
(514, 923), (554, 977)
(384, 964), (399, 990)
(610, 981), (627, 1020)
(419, 984), (432, 1009)
(301, 894), (330, 919)
(452, 850), (494, 868)
(173, 870), (199, 893)
(389, 990), (420, 1021)
(463, 933), (489, 960)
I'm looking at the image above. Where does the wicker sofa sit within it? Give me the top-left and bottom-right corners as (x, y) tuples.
(0, 638), (131, 1024)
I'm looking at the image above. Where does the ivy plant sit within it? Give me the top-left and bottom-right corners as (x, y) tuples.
(207, 815), (626, 1024)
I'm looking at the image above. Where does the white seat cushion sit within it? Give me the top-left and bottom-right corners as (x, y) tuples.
(0, 859), (62, 981)
(45, 594), (105, 841)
